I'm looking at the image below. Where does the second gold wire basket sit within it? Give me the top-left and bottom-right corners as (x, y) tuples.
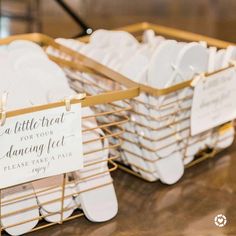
(50, 22), (236, 183)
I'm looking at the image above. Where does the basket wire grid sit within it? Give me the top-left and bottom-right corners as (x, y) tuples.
(58, 22), (236, 182)
(0, 34), (139, 234)
(114, 23), (236, 181)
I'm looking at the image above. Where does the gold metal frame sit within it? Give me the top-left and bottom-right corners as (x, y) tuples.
(115, 23), (235, 181)
(72, 23), (236, 182)
(0, 34), (138, 235)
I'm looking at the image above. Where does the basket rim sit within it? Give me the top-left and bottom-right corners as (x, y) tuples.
(0, 33), (139, 117)
(79, 22), (236, 96)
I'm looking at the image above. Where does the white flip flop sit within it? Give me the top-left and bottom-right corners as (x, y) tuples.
(155, 152), (184, 184)
(90, 30), (138, 48)
(175, 42), (209, 158)
(73, 107), (118, 222)
(1, 184), (39, 236)
(148, 40), (180, 88)
(144, 41), (184, 155)
(120, 52), (149, 83)
(8, 40), (45, 53)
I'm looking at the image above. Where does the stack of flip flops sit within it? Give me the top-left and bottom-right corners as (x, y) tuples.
(0, 40), (117, 235)
(52, 29), (235, 184)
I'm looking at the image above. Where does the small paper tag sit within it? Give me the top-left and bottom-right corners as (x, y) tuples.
(191, 67), (236, 136)
(0, 103), (83, 188)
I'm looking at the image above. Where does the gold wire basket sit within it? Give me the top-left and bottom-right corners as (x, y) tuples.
(56, 22), (236, 182)
(0, 34), (139, 235)
(113, 23), (236, 182)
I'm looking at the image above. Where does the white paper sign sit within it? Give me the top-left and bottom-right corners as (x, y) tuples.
(0, 103), (83, 188)
(191, 67), (236, 135)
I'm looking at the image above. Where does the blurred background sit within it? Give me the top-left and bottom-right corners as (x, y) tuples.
(0, 0), (236, 41)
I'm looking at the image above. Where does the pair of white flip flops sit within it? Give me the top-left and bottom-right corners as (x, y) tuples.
(0, 40), (117, 235)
